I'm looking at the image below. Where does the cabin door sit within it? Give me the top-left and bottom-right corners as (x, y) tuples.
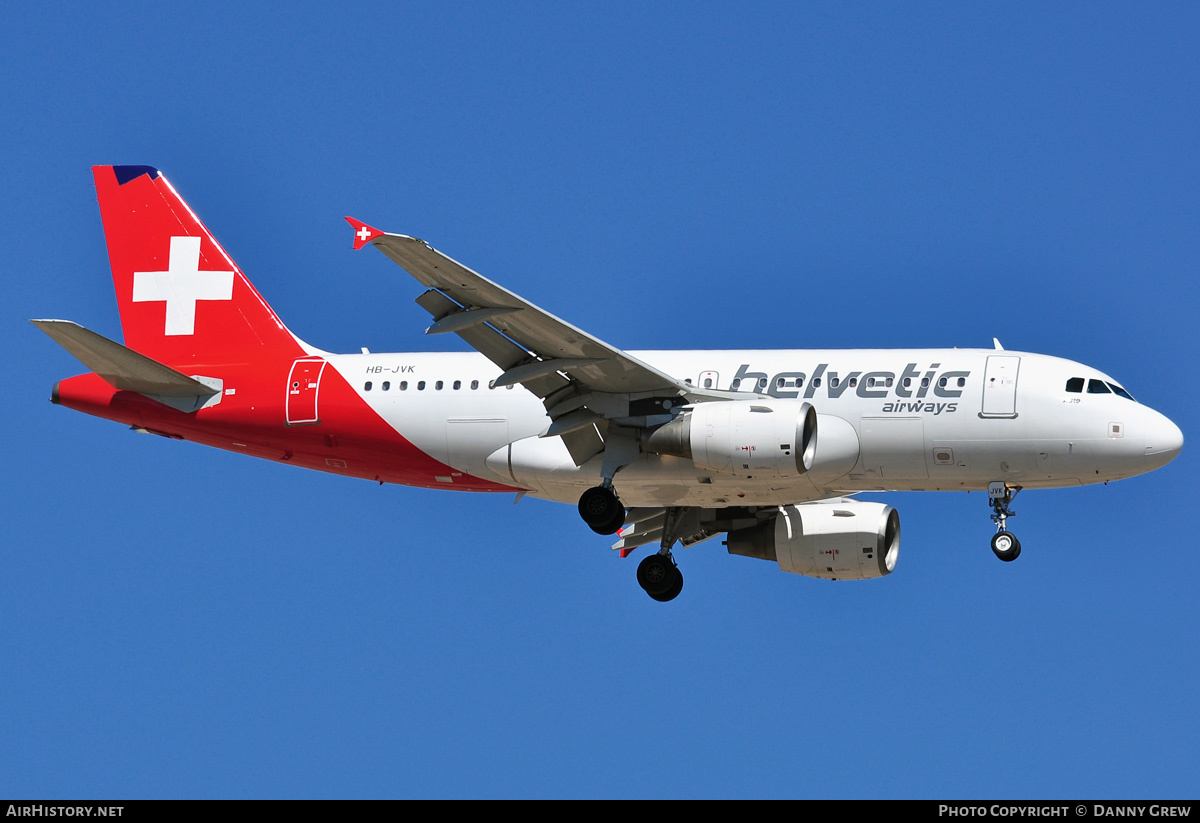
(286, 357), (327, 425)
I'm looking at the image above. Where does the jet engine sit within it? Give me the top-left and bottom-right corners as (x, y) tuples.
(724, 501), (899, 580)
(641, 399), (817, 478)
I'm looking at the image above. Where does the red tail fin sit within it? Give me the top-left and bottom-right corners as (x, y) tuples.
(93, 165), (307, 367)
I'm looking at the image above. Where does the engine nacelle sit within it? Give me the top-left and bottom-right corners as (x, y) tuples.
(808, 413), (859, 482)
(725, 501), (899, 580)
(641, 399), (817, 479)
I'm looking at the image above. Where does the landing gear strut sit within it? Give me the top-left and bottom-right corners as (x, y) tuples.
(579, 481), (686, 601)
(635, 506), (685, 601)
(988, 481), (1022, 562)
(578, 485), (625, 535)
(581, 428), (639, 536)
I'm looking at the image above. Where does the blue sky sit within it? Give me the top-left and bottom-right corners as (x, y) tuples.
(3, 2), (1198, 798)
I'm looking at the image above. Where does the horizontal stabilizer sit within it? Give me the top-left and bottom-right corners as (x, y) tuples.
(31, 319), (219, 399)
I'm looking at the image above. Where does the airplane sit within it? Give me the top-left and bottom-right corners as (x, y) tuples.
(34, 165), (1184, 601)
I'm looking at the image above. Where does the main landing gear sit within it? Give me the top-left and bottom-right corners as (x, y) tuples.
(578, 484), (625, 535)
(988, 481), (1022, 562)
(579, 487), (686, 602)
(637, 552), (683, 602)
(635, 506), (686, 602)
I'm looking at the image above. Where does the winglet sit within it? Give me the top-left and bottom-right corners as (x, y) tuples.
(345, 217), (384, 250)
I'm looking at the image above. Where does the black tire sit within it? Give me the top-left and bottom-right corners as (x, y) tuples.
(637, 553), (676, 596)
(991, 530), (1022, 562)
(590, 506), (626, 536)
(578, 486), (623, 533)
(648, 568), (684, 602)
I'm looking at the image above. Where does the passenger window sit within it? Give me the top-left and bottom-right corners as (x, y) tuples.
(436, 381), (444, 390)
(703, 378), (711, 388)
(1087, 379), (1111, 394)
(453, 380), (461, 390)
(471, 380), (479, 390)
(1066, 378), (1084, 393)
(382, 381), (390, 391)
(903, 378), (911, 388)
(757, 378), (767, 389)
(731, 379), (742, 390)
(812, 378), (821, 387)
(418, 381), (426, 390)
(830, 377), (840, 388)
(938, 377), (947, 388)
(848, 377), (857, 387)
(957, 377), (966, 388)
(921, 377), (930, 388)
(364, 382), (372, 391)
(885, 377), (893, 387)
(400, 381), (408, 390)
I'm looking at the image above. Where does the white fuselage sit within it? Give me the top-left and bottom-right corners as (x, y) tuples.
(330, 347), (1182, 507)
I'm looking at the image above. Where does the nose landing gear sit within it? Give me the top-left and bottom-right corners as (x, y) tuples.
(988, 482), (1022, 562)
(991, 529), (1021, 562)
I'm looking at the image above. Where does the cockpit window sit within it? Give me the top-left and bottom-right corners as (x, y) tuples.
(1107, 382), (1135, 401)
(1066, 377), (1084, 393)
(1087, 379), (1111, 394)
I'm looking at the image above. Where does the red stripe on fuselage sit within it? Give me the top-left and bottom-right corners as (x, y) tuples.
(53, 360), (519, 492)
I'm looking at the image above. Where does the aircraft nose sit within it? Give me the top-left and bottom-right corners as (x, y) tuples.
(1144, 409), (1183, 470)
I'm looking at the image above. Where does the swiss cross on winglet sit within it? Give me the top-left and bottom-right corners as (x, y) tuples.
(345, 217), (383, 250)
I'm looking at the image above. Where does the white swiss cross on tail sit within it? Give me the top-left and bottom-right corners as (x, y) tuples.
(132, 236), (235, 336)
(345, 216), (383, 250)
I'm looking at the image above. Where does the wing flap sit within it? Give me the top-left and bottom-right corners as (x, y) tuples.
(559, 422), (604, 465)
(413, 288), (572, 399)
(611, 506), (724, 554)
(412, 288), (603, 465)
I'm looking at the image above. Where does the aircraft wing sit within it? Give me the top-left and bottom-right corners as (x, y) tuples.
(350, 221), (691, 396)
(348, 219), (739, 464)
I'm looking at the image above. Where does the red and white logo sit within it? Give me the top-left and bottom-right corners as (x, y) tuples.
(345, 217), (383, 250)
(132, 236), (234, 336)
